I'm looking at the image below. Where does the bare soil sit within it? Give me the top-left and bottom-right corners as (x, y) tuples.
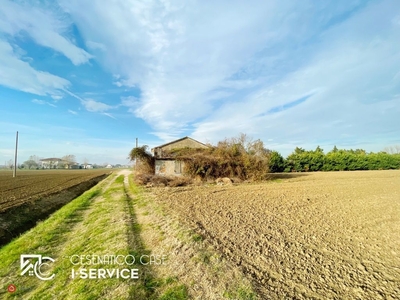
(0, 170), (110, 211)
(150, 170), (400, 299)
(0, 170), (109, 246)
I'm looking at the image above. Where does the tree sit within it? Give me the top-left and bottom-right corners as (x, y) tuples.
(62, 155), (76, 169)
(285, 146), (325, 172)
(7, 159), (14, 170)
(269, 151), (285, 172)
(29, 155), (40, 164)
(383, 145), (400, 154)
(23, 159), (38, 169)
(82, 157), (89, 169)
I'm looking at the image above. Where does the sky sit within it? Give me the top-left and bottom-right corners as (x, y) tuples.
(1, 0), (400, 165)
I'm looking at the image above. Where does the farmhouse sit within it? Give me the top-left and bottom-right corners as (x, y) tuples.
(40, 158), (79, 169)
(152, 136), (209, 176)
(39, 158), (62, 169)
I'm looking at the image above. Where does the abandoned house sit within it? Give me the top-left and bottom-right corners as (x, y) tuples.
(152, 136), (209, 176)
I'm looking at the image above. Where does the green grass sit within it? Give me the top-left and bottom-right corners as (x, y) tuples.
(158, 284), (188, 300)
(115, 175), (125, 184)
(125, 175), (189, 300)
(271, 178), (283, 183)
(191, 233), (204, 243)
(223, 285), (257, 300)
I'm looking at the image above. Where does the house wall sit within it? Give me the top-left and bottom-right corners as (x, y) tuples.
(40, 161), (60, 169)
(155, 160), (185, 176)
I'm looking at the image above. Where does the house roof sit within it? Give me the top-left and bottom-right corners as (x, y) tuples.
(40, 158), (62, 162)
(152, 136), (209, 150)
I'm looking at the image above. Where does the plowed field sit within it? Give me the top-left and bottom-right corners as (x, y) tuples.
(0, 170), (110, 246)
(0, 170), (109, 212)
(151, 170), (400, 299)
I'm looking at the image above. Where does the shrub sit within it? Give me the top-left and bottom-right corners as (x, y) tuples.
(133, 173), (192, 187)
(129, 145), (155, 174)
(173, 134), (270, 181)
(269, 151), (286, 172)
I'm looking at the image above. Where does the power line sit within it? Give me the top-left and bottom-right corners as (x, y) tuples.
(13, 131), (18, 178)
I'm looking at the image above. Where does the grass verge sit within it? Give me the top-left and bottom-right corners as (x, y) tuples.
(127, 175), (258, 299)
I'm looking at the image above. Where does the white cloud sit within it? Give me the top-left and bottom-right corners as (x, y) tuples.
(32, 99), (57, 107)
(58, 0), (286, 134)
(102, 112), (116, 119)
(120, 96), (139, 114)
(51, 0), (400, 151)
(85, 40), (106, 51)
(0, 40), (71, 96)
(62, 90), (114, 115)
(68, 109), (78, 115)
(81, 99), (113, 112)
(32, 99), (46, 105)
(191, 0), (400, 152)
(0, 0), (92, 65)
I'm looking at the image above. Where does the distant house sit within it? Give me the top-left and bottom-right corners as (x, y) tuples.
(40, 158), (62, 169)
(152, 136), (209, 176)
(70, 163), (80, 169)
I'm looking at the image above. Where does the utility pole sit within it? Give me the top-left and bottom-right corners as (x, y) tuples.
(13, 131), (18, 178)
(135, 138), (138, 170)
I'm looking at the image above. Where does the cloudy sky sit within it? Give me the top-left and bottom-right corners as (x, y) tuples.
(1, 0), (399, 165)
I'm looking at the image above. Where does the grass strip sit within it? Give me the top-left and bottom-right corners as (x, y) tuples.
(0, 174), (121, 299)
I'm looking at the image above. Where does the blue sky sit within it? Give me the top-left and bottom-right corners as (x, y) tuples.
(1, 0), (400, 165)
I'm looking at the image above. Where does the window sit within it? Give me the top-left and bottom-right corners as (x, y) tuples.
(174, 160), (182, 174)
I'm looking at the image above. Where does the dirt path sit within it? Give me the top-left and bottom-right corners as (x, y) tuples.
(150, 170), (400, 299)
(126, 170), (258, 299)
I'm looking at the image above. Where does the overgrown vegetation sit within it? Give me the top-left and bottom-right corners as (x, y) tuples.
(173, 134), (270, 180)
(129, 145), (155, 174)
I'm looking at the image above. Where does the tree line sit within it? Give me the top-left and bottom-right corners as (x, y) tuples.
(269, 146), (400, 172)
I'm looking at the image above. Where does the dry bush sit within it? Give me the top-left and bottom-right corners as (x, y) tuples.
(134, 161), (154, 175)
(230, 177), (243, 184)
(133, 173), (192, 188)
(174, 134), (270, 181)
(150, 175), (170, 186)
(133, 173), (154, 185)
(130, 134), (270, 187)
(168, 176), (193, 187)
(129, 145), (155, 174)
